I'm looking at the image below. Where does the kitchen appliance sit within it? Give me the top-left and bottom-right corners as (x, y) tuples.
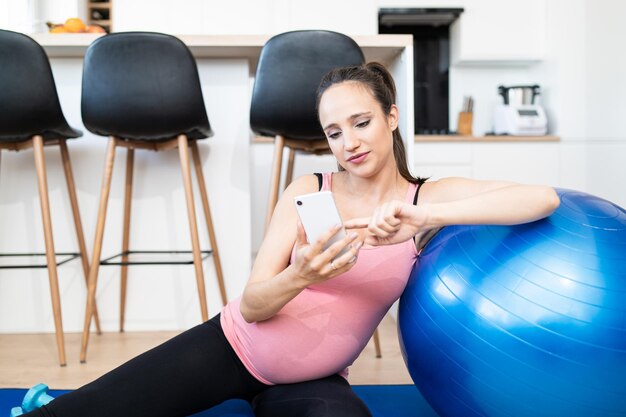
(493, 85), (547, 136)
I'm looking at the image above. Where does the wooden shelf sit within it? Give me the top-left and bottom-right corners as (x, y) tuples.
(89, 19), (111, 25)
(87, 0), (112, 31)
(415, 135), (560, 143)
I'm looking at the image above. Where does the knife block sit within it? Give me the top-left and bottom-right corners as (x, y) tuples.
(457, 112), (473, 136)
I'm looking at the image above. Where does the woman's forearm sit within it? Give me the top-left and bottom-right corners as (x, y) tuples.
(425, 184), (560, 228)
(239, 266), (309, 323)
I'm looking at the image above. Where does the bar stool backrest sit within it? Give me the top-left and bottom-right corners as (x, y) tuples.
(250, 30), (365, 141)
(81, 32), (212, 141)
(0, 29), (81, 142)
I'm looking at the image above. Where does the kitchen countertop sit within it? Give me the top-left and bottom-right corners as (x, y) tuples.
(30, 33), (412, 65)
(415, 135), (560, 142)
(253, 135), (561, 144)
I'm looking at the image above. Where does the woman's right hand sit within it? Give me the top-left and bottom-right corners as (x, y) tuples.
(292, 222), (363, 286)
(343, 200), (431, 247)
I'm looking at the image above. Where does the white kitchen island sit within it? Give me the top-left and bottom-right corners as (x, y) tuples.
(0, 33), (413, 334)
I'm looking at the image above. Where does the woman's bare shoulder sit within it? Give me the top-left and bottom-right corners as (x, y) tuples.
(283, 174), (323, 197)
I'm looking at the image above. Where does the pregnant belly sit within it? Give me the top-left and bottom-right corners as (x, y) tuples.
(241, 298), (384, 384)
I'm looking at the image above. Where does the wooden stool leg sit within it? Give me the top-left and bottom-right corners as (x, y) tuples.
(59, 140), (102, 335)
(190, 141), (227, 305)
(283, 146), (296, 191)
(33, 135), (67, 366)
(119, 148), (134, 332)
(265, 135), (285, 229)
(372, 328), (382, 358)
(81, 137), (117, 363)
(178, 135), (209, 322)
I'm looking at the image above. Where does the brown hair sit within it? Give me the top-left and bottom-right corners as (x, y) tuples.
(316, 62), (424, 185)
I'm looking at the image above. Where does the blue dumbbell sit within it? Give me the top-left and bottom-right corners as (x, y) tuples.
(9, 384), (55, 416)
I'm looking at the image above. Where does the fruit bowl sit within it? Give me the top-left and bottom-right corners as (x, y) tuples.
(47, 18), (107, 34)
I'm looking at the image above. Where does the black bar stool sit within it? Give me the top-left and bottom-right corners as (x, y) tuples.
(0, 29), (100, 366)
(250, 30), (365, 228)
(79, 32), (226, 362)
(250, 31), (382, 357)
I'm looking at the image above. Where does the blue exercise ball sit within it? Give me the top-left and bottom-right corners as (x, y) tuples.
(398, 189), (626, 417)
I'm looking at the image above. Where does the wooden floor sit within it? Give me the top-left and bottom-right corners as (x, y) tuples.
(0, 314), (412, 389)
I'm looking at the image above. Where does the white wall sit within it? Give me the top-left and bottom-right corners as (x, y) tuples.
(113, 0), (377, 35)
(584, 0), (626, 206)
(2, 0), (87, 33)
(586, 0), (626, 139)
(1, 0), (36, 32)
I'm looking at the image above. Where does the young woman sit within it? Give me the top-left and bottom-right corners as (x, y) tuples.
(24, 62), (559, 417)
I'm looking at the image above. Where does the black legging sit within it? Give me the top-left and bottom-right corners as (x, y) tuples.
(25, 315), (372, 417)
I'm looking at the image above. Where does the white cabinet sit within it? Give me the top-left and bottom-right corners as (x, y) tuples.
(413, 142), (473, 180)
(413, 141), (560, 185)
(450, 0), (546, 65)
(472, 142), (559, 184)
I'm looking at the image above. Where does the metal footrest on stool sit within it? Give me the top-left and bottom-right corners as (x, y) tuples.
(100, 250), (212, 266)
(0, 252), (81, 269)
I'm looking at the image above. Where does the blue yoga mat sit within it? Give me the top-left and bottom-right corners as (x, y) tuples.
(1, 385), (439, 417)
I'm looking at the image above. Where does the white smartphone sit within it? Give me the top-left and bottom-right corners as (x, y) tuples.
(294, 191), (350, 259)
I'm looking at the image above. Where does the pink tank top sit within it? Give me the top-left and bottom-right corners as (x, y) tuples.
(221, 173), (418, 385)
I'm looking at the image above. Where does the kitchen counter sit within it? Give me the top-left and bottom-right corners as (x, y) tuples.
(31, 33), (411, 67)
(415, 135), (560, 142)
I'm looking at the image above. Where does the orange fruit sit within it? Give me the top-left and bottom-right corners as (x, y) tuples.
(64, 17), (86, 33)
(85, 25), (107, 33)
(50, 25), (69, 33)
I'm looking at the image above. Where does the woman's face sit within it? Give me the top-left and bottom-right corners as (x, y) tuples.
(318, 81), (398, 177)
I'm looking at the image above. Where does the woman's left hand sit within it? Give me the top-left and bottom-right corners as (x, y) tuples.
(344, 201), (430, 246)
